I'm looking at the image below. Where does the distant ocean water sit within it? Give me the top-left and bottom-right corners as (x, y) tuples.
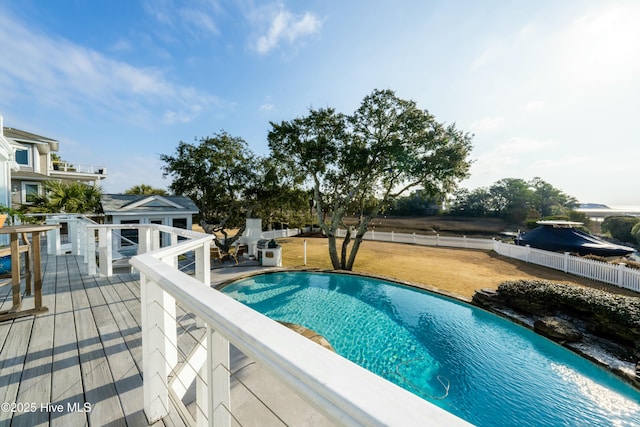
(608, 205), (640, 211)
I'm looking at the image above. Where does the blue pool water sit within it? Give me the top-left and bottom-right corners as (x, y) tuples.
(221, 271), (640, 426)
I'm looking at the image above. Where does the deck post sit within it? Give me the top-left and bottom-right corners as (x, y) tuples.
(195, 241), (211, 286)
(45, 218), (61, 255)
(87, 227), (97, 275)
(208, 325), (230, 427)
(98, 227), (112, 277)
(138, 226), (152, 254)
(68, 218), (79, 255)
(141, 273), (176, 423)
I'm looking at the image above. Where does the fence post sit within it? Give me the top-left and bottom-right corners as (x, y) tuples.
(304, 239), (307, 266)
(563, 252), (569, 273)
(391, 231), (394, 242)
(372, 229), (375, 240)
(526, 245), (530, 263)
(436, 234), (439, 246)
(617, 263), (626, 288)
(413, 232), (416, 244)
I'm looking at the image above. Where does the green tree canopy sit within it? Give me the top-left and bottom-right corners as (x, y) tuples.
(160, 131), (258, 250)
(601, 216), (640, 243)
(451, 177), (578, 224)
(124, 184), (168, 196)
(268, 89), (473, 270)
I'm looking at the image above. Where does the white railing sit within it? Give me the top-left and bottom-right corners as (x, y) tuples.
(51, 161), (106, 175)
(128, 226), (470, 426)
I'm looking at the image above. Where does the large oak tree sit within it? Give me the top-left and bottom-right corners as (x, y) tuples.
(160, 131), (257, 251)
(268, 89), (473, 270)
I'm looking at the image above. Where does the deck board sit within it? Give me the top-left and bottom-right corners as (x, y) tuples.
(0, 253), (188, 427)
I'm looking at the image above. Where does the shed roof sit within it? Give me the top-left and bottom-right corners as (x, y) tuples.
(101, 194), (199, 215)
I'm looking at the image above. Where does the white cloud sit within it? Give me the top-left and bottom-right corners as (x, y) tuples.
(524, 100), (545, 112)
(254, 6), (322, 54)
(470, 116), (505, 133)
(497, 136), (554, 155)
(0, 11), (222, 126)
(259, 103), (275, 112)
(471, 46), (500, 69)
(556, 1), (640, 87)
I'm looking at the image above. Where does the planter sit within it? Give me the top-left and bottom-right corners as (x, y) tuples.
(0, 214), (6, 228)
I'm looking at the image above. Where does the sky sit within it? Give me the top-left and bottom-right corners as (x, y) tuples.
(1, 0), (639, 207)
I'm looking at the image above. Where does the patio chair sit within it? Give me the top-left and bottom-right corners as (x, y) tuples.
(210, 245), (229, 263)
(231, 244), (248, 264)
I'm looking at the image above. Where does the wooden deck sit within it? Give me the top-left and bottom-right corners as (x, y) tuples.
(0, 253), (188, 426)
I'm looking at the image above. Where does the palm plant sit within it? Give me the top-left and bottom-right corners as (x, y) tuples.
(25, 181), (102, 214)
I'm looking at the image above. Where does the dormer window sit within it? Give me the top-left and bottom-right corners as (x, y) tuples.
(15, 148), (30, 166)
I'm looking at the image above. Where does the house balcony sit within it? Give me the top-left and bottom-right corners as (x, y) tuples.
(0, 218), (469, 426)
(50, 161), (107, 180)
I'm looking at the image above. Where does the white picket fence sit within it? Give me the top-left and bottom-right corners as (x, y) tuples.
(336, 228), (640, 293)
(336, 229), (494, 250)
(492, 240), (640, 292)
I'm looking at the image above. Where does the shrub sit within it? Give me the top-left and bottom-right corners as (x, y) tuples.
(497, 280), (640, 333)
(601, 216), (640, 243)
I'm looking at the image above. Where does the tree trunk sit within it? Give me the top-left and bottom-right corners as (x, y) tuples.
(345, 216), (373, 270)
(340, 226), (352, 269)
(326, 232), (341, 269)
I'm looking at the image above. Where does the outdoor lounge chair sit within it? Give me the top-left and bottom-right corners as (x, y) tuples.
(210, 245), (229, 263)
(230, 244), (247, 264)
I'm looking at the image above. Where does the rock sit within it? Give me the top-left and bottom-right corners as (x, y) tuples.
(472, 288), (501, 307)
(534, 316), (583, 343)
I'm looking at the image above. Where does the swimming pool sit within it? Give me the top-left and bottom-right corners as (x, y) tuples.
(221, 271), (640, 426)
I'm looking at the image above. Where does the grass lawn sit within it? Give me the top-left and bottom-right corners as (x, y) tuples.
(277, 237), (637, 300)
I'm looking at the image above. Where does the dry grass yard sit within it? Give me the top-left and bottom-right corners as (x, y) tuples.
(277, 237), (637, 300)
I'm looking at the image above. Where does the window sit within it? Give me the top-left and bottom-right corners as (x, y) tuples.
(120, 219), (140, 245)
(15, 149), (30, 166)
(172, 218), (187, 229)
(22, 182), (40, 204)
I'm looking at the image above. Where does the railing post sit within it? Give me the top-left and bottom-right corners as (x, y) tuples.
(209, 326), (230, 427)
(139, 227), (152, 254)
(46, 218), (61, 255)
(87, 227), (97, 275)
(79, 219), (88, 261)
(141, 272), (177, 424)
(98, 227), (113, 277)
(195, 241), (211, 286)
(68, 218), (79, 255)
